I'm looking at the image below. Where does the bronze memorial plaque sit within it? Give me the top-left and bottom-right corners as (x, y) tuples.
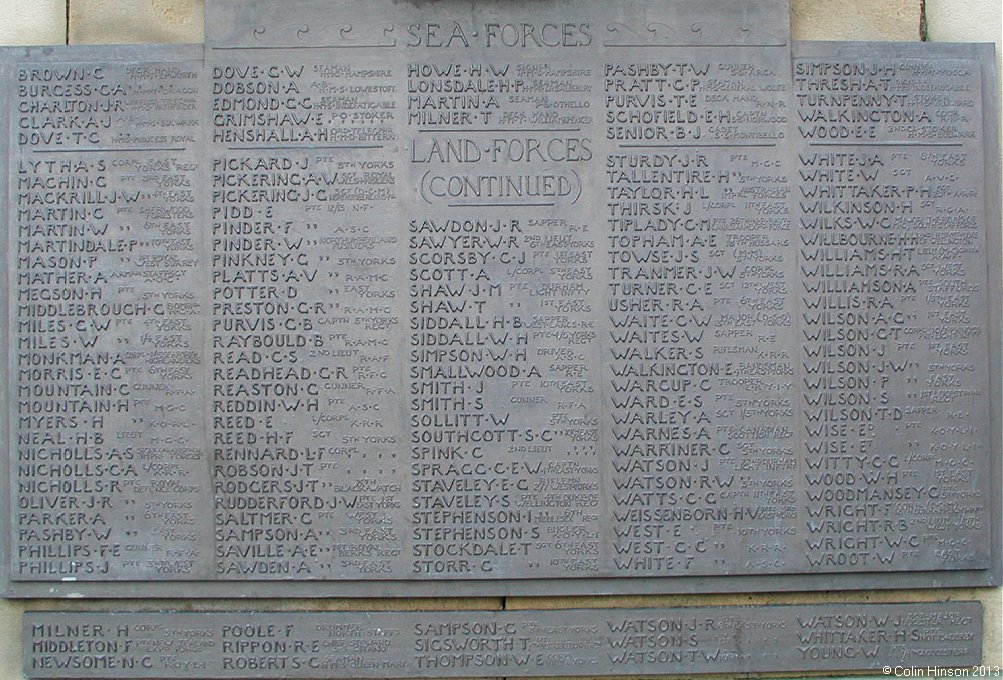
(1, 0), (999, 600)
(22, 602), (983, 678)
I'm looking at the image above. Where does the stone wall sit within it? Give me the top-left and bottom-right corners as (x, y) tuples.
(0, 1), (1001, 679)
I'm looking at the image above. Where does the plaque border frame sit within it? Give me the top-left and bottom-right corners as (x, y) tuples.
(20, 601), (985, 678)
(1, 40), (1000, 599)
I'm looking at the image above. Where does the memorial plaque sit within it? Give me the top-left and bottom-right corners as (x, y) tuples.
(22, 602), (984, 678)
(1, 1), (1000, 599)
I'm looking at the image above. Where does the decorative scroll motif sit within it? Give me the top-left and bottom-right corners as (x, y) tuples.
(232, 21), (397, 48)
(604, 21), (786, 46)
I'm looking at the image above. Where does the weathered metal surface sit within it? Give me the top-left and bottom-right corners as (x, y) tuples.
(1, 2), (999, 599)
(22, 602), (983, 678)
(790, 41), (1000, 579)
(201, 0), (798, 584)
(5, 46), (212, 585)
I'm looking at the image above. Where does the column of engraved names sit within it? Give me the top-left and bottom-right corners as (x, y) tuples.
(602, 49), (797, 574)
(11, 57), (209, 579)
(405, 36), (602, 578)
(209, 54), (404, 578)
(793, 54), (991, 570)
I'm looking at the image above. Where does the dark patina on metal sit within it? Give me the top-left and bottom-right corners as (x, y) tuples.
(1, 2), (999, 599)
(22, 602), (984, 678)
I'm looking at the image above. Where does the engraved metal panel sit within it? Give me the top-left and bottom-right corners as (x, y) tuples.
(22, 602), (983, 678)
(790, 42), (1000, 575)
(203, 0), (797, 584)
(1, 4), (1000, 598)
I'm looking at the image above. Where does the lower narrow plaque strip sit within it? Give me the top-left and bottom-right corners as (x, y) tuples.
(24, 602), (982, 678)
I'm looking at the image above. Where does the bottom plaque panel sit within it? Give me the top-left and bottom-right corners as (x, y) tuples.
(24, 603), (982, 678)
